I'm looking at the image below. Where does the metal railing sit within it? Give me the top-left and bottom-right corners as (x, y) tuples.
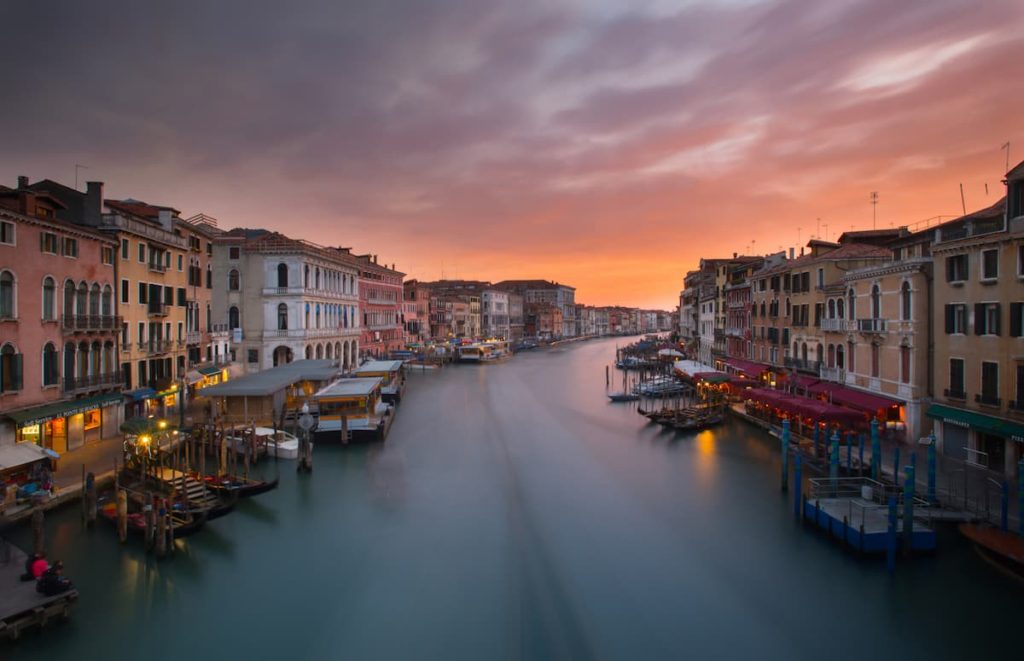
(819, 366), (845, 383)
(974, 393), (1001, 407)
(857, 318), (887, 333)
(62, 372), (124, 393)
(138, 339), (173, 355)
(61, 314), (122, 332)
(148, 261), (167, 273)
(820, 318), (850, 332)
(147, 303), (169, 317)
(943, 388), (967, 400)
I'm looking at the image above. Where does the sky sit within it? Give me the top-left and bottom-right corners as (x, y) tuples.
(2, 0), (1022, 309)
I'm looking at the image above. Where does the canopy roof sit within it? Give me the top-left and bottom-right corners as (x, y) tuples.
(927, 404), (1024, 442)
(0, 443), (54, 473)
(744, 388), (864, 425)
(313, 377), (382, 399)
(723, 358), (769, 378)
(355, 360), (403, 374)
(5, 392), (122, 427)
(809, 382), (901, 412)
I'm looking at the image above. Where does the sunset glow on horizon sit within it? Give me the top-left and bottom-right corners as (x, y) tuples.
(2, 0), (1022, 309)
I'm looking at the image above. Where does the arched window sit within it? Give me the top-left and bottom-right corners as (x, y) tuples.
(801, 342), (808, 363)
(277, 263), (288, 288)
(75, 281), (87, 315)
(206, 264), (212, 288)
(277, 303), (288, 330)
(228, 269), (240, 291)
(77, 341), (89, 378)
(315, 344), (323, 360)
(315, 267), (321, 290)
(0, 271), (14, 319)
(900, 281), (911, 321)
(827, 299), (835, 319)
(0, 344), (21, 392)
(836, 344), (844, 369)
(42, 342), (58, 386)
(103, 341), (114, 374)
(837, 298), (845, 319)
(827, 344), (835, 368)
(64, 279), (75, 318)
(847, 288), (856, 320)
(305, 303), (310, 329)
(760, 302), (766, 317)
(816, 343), (823, 364)
(793, 341), (799, 358)
(90, 340), (101, 376)
(315, 304), (321, 328)
(89, 283), (100, 315)
(847, 342), (855, 372)
(871, 343), (880, 377)
(871, 284), (881, 319)
(900, 345), (910, 384)
(63, 342), (75, 385)
(305, 345), (312, 360)
(101, 284), (112, 316)
(228, 306), (239, 330)
(42, 277), (55, 321)
(304, 265), (310, 289)
(785, 297), (791, 317)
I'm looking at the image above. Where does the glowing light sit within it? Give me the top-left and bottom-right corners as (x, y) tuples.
(139, 435), (151, 446)
(157, 420), (168, 430)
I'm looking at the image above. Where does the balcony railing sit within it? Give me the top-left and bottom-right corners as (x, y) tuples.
(1007, 399), (1024, 413)
(819, 366), (844, 383)
(820, 318), (850, 332)
(148, 261), (167, 273)
(943, 388), (967, 400)
(61, 314), (122, 333)
(186, 330), (202, 345)
(857, 318), (887, 333)
(785, 358), (822, 373)
(138, 339), (173, 355)
(147, 304), (169, 317)
(62, 372), (124, 393)
(975, 393), (1001, 407)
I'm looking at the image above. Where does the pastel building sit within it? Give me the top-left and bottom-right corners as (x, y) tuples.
(0, 179), (123, 451)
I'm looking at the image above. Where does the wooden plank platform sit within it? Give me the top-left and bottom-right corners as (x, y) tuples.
(0, 542), (78, 640)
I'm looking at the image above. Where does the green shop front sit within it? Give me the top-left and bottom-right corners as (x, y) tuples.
(927, 403), (1024, 478)
(6, 392), (123, 454)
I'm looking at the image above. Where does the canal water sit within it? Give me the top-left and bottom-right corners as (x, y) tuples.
(5, 337), (1021, 659)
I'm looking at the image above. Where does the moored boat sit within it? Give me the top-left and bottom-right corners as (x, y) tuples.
(98, 496), (208, 539)
(203, 474), (280, 498)
(608, 392), (640, 402)
(959, 523), (1024, 581)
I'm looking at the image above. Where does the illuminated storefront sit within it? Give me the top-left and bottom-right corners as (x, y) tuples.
(7, 392), (122, 453)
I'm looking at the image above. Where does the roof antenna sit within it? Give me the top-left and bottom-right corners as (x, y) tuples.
(959, 183), (967, 215)
(869, 191), (879, 230)
(1003, 141), (1011, 174)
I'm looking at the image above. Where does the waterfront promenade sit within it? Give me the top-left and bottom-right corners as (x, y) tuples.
(3, 337), (1022, 660)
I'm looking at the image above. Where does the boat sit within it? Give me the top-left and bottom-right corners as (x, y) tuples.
(608, 392), (640, 402)
(202, 474), (280, 498)
(959, 523), (1024, 581)
(228, 427), (302, 460)
(98, 495), (208, 539)
(671, 413), (724, 431)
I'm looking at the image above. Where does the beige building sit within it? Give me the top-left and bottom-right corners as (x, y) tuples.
(929, 173), (1023, 478)
(105, 200), (191, 418)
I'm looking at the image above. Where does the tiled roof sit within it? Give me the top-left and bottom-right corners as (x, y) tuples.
(106, 199), (181, 219)
(1006, 159), (1024, 181)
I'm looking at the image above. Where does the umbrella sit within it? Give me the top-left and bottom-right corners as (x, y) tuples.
(657, 348), (684, 357)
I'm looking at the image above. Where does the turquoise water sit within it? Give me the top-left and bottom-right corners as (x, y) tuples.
(5, 337), (1021, 659)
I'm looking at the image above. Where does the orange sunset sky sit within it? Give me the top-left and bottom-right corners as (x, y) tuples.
(2, 0), (1023, 309)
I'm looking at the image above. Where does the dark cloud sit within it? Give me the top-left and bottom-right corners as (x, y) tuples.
(1, 0), (1022, 307)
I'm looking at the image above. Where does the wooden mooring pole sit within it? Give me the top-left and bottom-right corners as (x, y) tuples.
(84, 472), (97, 526)
(116, 488), (128, 543)
(31, 507), (45, 555)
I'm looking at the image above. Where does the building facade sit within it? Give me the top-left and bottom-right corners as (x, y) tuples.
(352, 254), (404, 358)
(213, 231), (361, 372)
(0, 180), (123, 450)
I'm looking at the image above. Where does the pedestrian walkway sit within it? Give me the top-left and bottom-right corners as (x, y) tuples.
(52, 435), (123, 492)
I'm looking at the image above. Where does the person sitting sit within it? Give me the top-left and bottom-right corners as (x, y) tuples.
(31, 552), (49, 579)
(19, 552), (44, 581)
(36, 560), (73, 596)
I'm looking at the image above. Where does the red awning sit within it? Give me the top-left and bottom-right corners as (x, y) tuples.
(808, 382), (901, 412)
(744, 388), (864, 425)
(723, 358), (769, 378)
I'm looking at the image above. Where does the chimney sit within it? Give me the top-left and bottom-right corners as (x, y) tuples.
(17, 175), (28, 189)
(84, 181), (103, 226)
(157, 208), (173, 231)
(733, 252), (737, 259)
(788, 247), (794, 260)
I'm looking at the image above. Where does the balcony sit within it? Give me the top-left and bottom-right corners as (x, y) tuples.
(784, 358), (822, 373)
(820, 318), (850, 332)
(1007, 399), (1024, 414)
(61, 314), (122, 333)
(148, 261), (167, 273)
(138, 339), (173, 355)
(147, 304), (169, 318)
(943, 388), (967, 401)
(62, 372), (124, 394)
(186, 330), (202, 345)
(975, 393), (1001, 407)
(857, 318), (887, 333)
(819, 366), (845, 383)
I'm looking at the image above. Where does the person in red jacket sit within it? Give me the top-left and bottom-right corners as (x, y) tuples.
(30, 553), (49, 579)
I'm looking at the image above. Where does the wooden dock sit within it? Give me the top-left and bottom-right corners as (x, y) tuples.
(0, 542), (78, 640)
(805, 496), (937, 553)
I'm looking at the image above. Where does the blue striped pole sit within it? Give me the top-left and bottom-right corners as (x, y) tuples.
(903, 463), (915, 556)
(887, 496), (897, 573)
(794, 454), (803, 519)
(870, 419), (880, 481)
(846, 431), (853, 473)
(1001, 481), (1009, 532)
(858, 433), (865, 477)
(781, 418), (790, 492)
(813, 423), (820, 459)
(927, 435), (937, 504)
(893, 447), (901, 486)
(830, 430), (840, 483)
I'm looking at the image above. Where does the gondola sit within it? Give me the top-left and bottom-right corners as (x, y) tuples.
(608, 392), (641, 403)
(202, 474), (280, 498)
(98, 496), (208, 539)
(959, 523), (1024, 582)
